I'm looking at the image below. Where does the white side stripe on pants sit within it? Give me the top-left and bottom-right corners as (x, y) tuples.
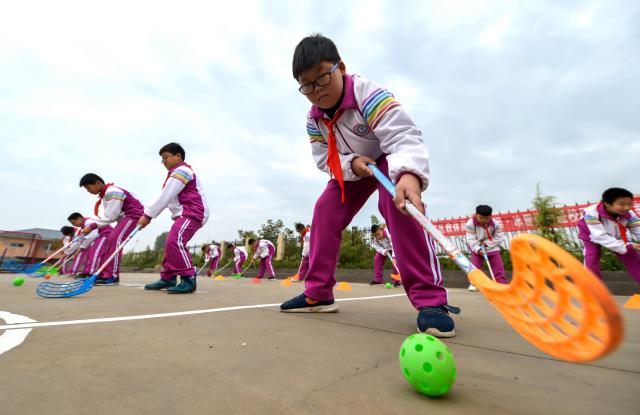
(177, 218), (192, 270)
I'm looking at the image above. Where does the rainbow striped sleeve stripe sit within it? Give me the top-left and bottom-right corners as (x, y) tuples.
(583, 214), (601, 225)
(362, 88), (401, 130)
(628, 216), (640, 228)
(170, 169), (193, 185)
(307, 121), (325, 143)
(104, 191), (125, 202)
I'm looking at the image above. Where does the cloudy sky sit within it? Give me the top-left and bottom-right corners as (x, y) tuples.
(0, 0), (638, 251)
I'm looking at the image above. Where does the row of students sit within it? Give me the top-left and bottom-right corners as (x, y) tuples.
(73, 143), (209, 294)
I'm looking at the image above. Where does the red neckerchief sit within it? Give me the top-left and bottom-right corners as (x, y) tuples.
(94, 183), (114, 216)
(482, 225), (494, 241)
(618, 223), (629, 244)
(162, 162), (192, 188)
(321, 109), (346, 203)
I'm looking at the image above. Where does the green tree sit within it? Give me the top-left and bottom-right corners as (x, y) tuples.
(237, 229), (257, 242)
(258, 219), (285, 242)
(531, 184), (580, 253)
(154, 232), (169, 252)
(370, 214), (381, 226)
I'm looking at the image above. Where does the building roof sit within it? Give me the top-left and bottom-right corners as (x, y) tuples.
(14, 228), (63, 241)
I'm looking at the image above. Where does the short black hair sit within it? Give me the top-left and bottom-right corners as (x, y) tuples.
(370, 225), (380, 234)
(476, 205), (493, 216)
(60, 226), (75, 236)
(602, 187), (633, 204)
(295, 223), (305, 232)
(248, 238), (256, 245)
(159, 142), (185, 161)
(79, 173), (104, 187)
(67, 212), (83, 221)
(227, 243), (235, 249)
(292, 33), (341, 80)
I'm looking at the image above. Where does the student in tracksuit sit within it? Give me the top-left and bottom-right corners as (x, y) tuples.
(59, 226), (78, 275)
(578, 187), (640, 284)
(280, 34), (458, 338)
(67, 212), (113, 277)
(79, 174), (145, 285)
(141, 142), (210, 294)
(201, 243), (221, 277)
(370, 224), (400, 287)
(249, 238), (276, 279)
(228, 243), (248, 274)
(292, 223), (311, 281)
(464, 205), (509, 291)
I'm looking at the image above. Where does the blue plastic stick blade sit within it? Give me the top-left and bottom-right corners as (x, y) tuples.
(36, 276), (97, 298)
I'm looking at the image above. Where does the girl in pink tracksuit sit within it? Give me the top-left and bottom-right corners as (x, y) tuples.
(67, 212), (113, 277)
(59, 226), (78, 275)
(292, 223), (311, 281)
(201, 243), (221, 277)
(249, 238), (276, 279)
(228, 243), (248, 274)
(578, 187), (640, 284)
(370, 224), (400, 286)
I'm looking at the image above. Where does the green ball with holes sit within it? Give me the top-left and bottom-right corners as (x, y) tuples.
(399, 333), (456, 397)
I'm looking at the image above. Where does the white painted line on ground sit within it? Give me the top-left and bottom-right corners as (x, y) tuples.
(0, 293), (406, 331)
(0, 312), (36, 356)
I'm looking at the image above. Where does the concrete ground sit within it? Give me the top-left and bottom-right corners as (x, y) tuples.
(0, 272), (638, 415)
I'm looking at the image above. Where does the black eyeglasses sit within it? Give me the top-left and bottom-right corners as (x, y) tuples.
(298, 62), (339, 95)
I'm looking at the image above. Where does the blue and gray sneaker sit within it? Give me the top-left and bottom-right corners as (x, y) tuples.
(95, 277), (119, 286)
(280, 293), (339, 313)
(417, 305), (460, 338)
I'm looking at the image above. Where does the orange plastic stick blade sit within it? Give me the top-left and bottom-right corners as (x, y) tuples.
(624, 294), (640, 309)
(468, 234), (624, 362)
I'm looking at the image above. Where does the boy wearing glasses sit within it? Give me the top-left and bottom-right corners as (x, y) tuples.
(139, 142), (210, 294)
(280, 34), (458, 338)
(79, 173), (144, 284)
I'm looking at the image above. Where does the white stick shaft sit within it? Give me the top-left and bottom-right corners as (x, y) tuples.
(480, 246), (496, 280)
(39, 236), (84, 264)
(368, 164), (476, 275)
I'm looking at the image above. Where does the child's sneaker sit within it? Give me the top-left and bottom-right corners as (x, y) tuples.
(393, 281), (401, 288)
(369, 280), (383, 285)
(417, 305), (460, 338)
(145, 277), (177, 290)
(280, 293), (339, 313)
(95, 277), (119, 286)
(468, 284), (478, 292)
(167, 276), (197, 294)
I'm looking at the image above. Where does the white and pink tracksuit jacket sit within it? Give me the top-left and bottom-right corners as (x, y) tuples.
(204, 244), (220, 261)
(577, 203), (640, 254)
(464, 217), (505, 254)
(89, 184), (145, 229)
(144, 162), (209, 225)
(371, 229), (394, 256)
(253, 239), (275, 259)
(307, 74), (430, 190)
